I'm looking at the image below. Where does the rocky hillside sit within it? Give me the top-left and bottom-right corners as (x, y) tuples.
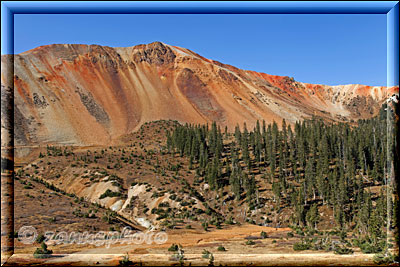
(1, 41), (398, 146)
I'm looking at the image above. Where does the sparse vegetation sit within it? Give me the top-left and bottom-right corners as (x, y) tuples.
(170, 244), (185, 265)
(33, 242), (53, 259)
(15, 103), (398, 264)
(202, 249), (212, 259)
(168, 243), (179, 252)
(261, 231), (268, 239)
(245, 240), (255, 246)
(333, 245), (354, 255)
(99, 189), (122, 199)
(293, 240), (311, 251)
(217, 246), (226, 251)
(373, 252), (397, 265)
(119, 253), (133, 266)
(36, 234), (45, 243)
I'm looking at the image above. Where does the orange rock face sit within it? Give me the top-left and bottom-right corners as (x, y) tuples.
(1, 42), (398, 146)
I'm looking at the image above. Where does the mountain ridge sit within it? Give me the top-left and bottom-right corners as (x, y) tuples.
(12, 42), (392, 88)
(1, 41), (398, 147)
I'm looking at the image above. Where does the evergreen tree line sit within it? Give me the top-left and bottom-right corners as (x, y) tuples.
(166, 103), (396, 245)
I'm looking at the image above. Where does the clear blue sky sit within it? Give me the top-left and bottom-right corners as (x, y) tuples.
(14, 14), (387, 86)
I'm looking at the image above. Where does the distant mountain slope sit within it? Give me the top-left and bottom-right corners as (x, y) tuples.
(1, 41), (398, 146)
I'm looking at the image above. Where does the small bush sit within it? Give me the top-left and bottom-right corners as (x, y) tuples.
(334, 245), (354, 255)
(217, 246), (226, 251)
(202, 222), (209, 231)
(225, 216), (234, 225)
(293, 241), (311, 251)
(358, 238), (385, 254)
(202, 249), (211, 259)
(296, 228), (305, 236)
(245, 240), (255, 245)
(99, 189), (121, 199)
(36, 234), (45, 243)
(33, 242), (52, 258)
(168, 243), (179, 252)
(261, 231), (268, 239)
(373, 252), (396, 265)
(119, 253), (133, 266)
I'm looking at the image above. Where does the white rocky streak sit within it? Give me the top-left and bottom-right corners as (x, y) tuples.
(136, 217), (152, 229)
(110, 200), (124, 211)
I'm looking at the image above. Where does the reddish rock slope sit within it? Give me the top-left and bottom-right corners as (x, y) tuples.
(1, 42), (398, 146)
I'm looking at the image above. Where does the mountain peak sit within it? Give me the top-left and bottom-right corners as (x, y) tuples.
(130, 41), (176, 65)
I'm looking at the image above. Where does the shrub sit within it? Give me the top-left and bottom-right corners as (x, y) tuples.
(225, 216), (234, 225)
(357, 238), (385, 254)
(99, 189), (121, 199)
(168, 243), (179, 252)
(217, 246), (226, 251)
(159, 202), (170, 208)
(245, 240), (255, 245)
(209, 253), (214, 266)
(119, 253), (133, 266)
(261, 231), (268, 239)
(293, 241), (311, 251)
(36, 234), (45, 243)
(339, 231), (347, 241)
(296, 228), (305, 236)
(334, 245), (354, 255)
(202, 249), (211, 259)
(373, 252), (396, 265)
(33, 242), (52, 258)
(202, 222), (209, 231)
(170, 245), (185, 264)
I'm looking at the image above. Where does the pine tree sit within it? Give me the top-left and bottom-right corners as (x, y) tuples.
(294, 187), (305, 226)
(230, 162), (242, 200)
(246, 175), (256, 203)
(306, 204), (320, 229)
(272, 181), (281, 204)
(235, 124), (241, 146)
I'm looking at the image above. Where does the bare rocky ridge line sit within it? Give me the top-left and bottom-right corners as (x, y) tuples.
(1, 41), (398, 147)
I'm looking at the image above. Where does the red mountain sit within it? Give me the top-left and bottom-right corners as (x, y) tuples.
(1, 42), (398, 146)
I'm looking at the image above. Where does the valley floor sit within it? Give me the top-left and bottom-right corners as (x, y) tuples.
(5, 224), (380, 266)
(4, 119), (398, 266)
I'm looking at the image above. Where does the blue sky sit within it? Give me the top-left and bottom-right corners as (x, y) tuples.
(14, 14), (387, 86)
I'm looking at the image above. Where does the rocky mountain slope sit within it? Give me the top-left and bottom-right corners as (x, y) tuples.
(1, 41), (398, 146)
